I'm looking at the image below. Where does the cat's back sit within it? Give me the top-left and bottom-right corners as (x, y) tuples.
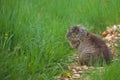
(78, 37), (100, 54)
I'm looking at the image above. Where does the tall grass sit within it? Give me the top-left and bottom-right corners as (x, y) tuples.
(90, 60), (120, 80)
(0, 0), (120, 80)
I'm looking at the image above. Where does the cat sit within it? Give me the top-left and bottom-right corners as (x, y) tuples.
(66, 25), (112, 66)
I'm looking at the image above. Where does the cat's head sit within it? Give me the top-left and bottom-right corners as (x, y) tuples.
(66, 25), (88, 41)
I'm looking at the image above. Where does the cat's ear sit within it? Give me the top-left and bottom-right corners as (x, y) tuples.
(76, 25), (87, 31)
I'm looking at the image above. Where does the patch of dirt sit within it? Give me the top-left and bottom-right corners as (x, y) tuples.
(57, 25), (120, 80)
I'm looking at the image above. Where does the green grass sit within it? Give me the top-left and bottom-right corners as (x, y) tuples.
(91, 59), (120, 80)
(0, 0), (120, 80)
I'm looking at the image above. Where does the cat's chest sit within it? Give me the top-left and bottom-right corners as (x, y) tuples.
(78, 39), (98, 53)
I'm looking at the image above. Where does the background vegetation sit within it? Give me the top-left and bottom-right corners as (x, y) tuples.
(0, 0), (120, 80)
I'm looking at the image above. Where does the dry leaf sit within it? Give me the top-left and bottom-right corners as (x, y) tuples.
(82, 65), (89, 70)
(72, 74), (81, 79)
(101, 31), (108, 37)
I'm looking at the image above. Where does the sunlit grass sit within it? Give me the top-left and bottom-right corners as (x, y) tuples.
(0, 0), (120, 80)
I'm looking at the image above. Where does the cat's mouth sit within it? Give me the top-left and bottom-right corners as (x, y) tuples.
(71, 40), (80, 49)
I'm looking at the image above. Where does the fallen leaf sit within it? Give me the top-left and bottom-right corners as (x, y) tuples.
(82, 65), (89, 70)
(72, 74), (81, 79)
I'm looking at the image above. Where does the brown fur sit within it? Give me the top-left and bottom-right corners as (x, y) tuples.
(88, 33), (112, 64)
(66, 25), (112, 66)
